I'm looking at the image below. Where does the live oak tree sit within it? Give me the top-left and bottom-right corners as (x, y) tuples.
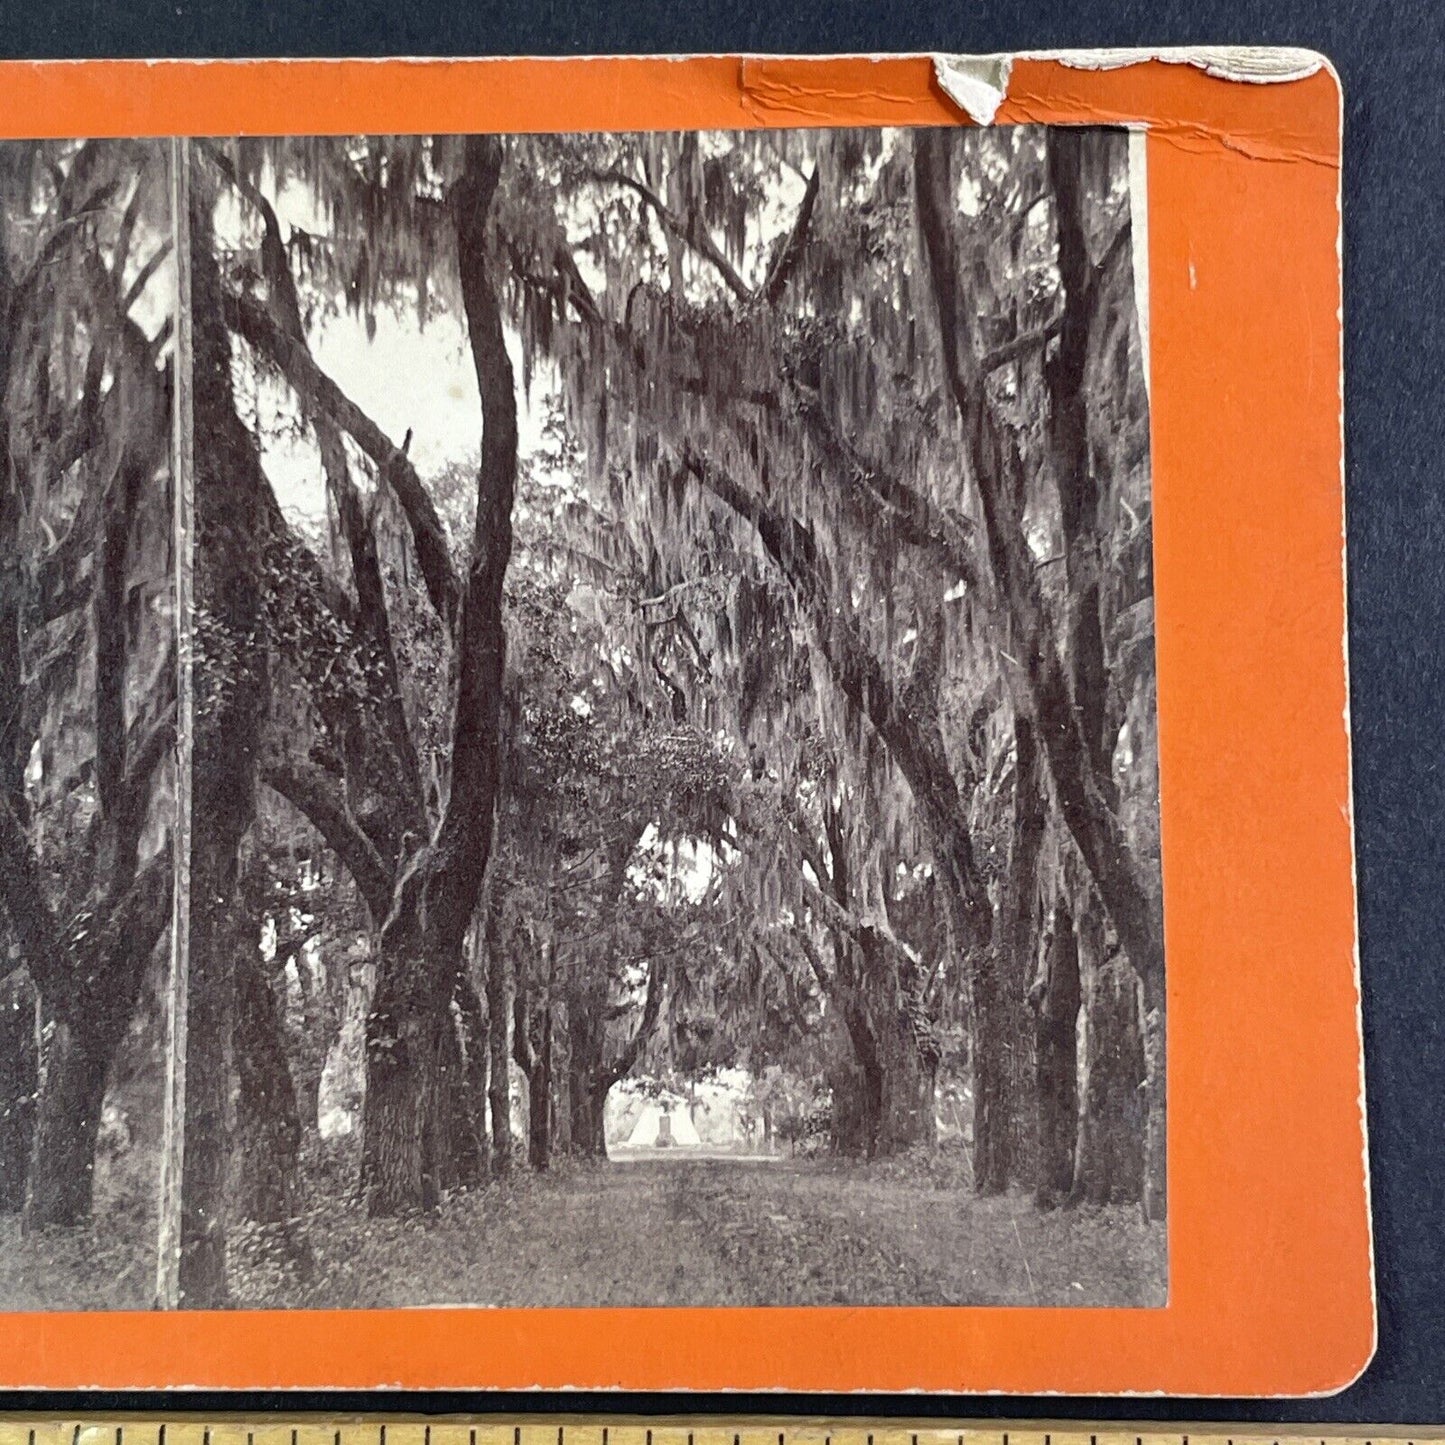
(0, 121), (1163, 1321)
(499, 129), (1009, 1186)
(0, 140), (175, 1228)
(491, 122), (1159, 1200)
(914, 126), (1163, 1216)
(196, 134), (519, 1218)
(192, 119), (1160, 1230)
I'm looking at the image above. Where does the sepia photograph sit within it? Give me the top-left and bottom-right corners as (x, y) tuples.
(1, 122), (1164, 1311)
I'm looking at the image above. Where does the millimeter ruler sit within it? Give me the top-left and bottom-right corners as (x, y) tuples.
(0, 1423), (1438, 1445)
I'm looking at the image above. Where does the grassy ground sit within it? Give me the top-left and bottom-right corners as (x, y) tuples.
(0, 1153), (1165, 1309)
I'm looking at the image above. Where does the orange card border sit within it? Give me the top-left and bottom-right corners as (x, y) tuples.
(0, 53), (1370, 1397)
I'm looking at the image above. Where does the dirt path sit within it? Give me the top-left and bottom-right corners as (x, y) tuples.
(244, 1156), (1162, 1309)
(392, 1160), (743, 1307)
(0, 1155), (1165, 1309)
(654, 1158), (1164, 1306)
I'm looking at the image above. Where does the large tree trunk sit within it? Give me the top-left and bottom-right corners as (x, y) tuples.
(570, 1080), (608, 1159)
(829, 1001), (884, 1158)
(1032, 898), (1082, 1209)
(359, 133), (518, 1217)
(360, 878), (459, 1215)
(976, 713), (1049, 1194)
(833, 978), (935, 1160)
(431, 997), (466, 1196)
(450, 969), (490, 1187)
(551, 1016), (571, 1154)
(233, 947), (302, 1224)
(968, 952), (1016, 1193)
(875, 1005), (936, 1156)
(21, 851), (171, 1228)
(566, 999), (609, 1160)
(182, 166), (272, 1303)
(0, 972), (37, 1213)
(1071, 907), (1146, 1207)
(23, 1011), (110, 1226)
(514, 975), (553, 1172)
(525, 1020), (552, 1172)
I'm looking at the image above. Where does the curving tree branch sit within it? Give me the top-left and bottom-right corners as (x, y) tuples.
(679, 444), (992, 956)
(204, 141), (429, 837)
(261, 756), (394, 924)
(591, 165), (754, 306)
(223, 289), (462, 633)
(762, 164), (820, 305)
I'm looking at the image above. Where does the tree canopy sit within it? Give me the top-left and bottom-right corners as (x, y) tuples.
(0, 122), (1162, 1309)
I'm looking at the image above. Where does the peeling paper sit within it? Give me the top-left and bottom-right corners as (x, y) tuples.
(933, 53), (1014, 126)
(933, 47), (1329, 129)
(927, 48), (1339, 170)
(1050, 46), (1326, 85)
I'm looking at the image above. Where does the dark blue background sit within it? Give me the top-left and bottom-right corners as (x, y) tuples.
(1, 0), (1440, 1424)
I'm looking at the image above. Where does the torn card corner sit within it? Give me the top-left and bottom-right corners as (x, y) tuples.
(933, 47), (1341, 128)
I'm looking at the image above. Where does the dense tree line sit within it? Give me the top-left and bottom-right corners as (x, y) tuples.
(0, 125), (1162, 1308)
(0, 141), (175, 1231)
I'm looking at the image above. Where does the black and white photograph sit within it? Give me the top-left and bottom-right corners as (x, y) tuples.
(1, 123), (1164, 1310)
(0, 138), (178, 1286)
